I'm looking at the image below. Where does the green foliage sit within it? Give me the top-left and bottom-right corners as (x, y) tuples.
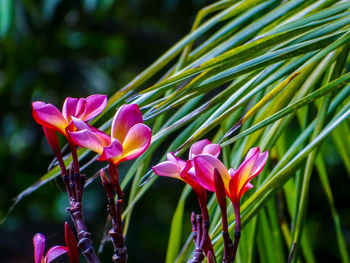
(4, 0), (350, 262)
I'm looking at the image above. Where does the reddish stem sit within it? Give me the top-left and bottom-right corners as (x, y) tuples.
(102, 164), (128, 263)
(69, 141), (80, 175)
(231, 204), (241, 261)
(198, 195), (212, 252)
(217, 198), (234, 263)
(65, 167), (100, 263)
(53, 144), (99, 263)
(191, 212), (198, 243)
(188, 190), (215, 263)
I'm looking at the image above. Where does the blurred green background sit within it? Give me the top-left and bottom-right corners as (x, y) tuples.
(0, 0), (349, 262)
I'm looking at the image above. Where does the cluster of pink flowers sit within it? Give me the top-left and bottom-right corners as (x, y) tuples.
(32, 95), (152, 263)
(32, 94), (268, 263)
(153, 140), (268, 207)
(32, 95), (152, 173)
(153, 140), (268, 262)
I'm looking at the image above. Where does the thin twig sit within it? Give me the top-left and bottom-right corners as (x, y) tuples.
(65, 166), (100, 263)
(231, 204), (241, 261)
(101, 165), (128, 263)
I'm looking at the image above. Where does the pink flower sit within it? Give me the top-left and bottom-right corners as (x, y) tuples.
(33, 95), (107, 136)
(69, 104), (152, 166)
(32, 95), (107, 154)
(33, 233), (67, 263)
(193, 147), (268, 206)
(152, 139), (221, 195)
(33, 223), (79, 263)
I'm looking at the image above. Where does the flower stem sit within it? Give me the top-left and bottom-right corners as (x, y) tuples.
(69, 142), (80, 175)
(188, 191), (215, 263)
(231, 204), (241, 261)
(54, 144), (99, 263)
(220, 205), (234, 263)
(66, 166), (100, 263)
(198, 196), (213, 255)
(189, 215), (205, 263)
(191, 212), (198, 244)
(103, 165), (128, 263)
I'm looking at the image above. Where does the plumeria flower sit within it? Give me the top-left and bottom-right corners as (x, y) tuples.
(194, 147), (268, 261)
(193, 147), (268, 206)
(33, 222), (79, 263)
(152, 139), (220, 199)
(32, 95), (107, 159)
(68, 104), (152, 166)
(32, 95), (107, 136)
(152, 137), (220, 190)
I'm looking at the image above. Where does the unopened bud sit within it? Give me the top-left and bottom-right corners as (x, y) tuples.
(100, 169), (110, 186)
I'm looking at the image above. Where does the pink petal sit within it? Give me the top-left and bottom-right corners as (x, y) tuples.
(202, 144), (221, 158)
(244, 147), (259, 161)
(179, 160), (203, 193)
(236, 151), (268, 200)
(183, 164), (196, 180)
(75, 98), (87, 119)
(45, 246), (67, 263)
(238, 182), (254, 200)
(111, 104), (143, 143)
(32, 101), (67, 135)
(65, 222), (79, 263)
(70, 116), (90, 130)
(71, 117), (111, 145)
(82, 94), (107, 121)
(69, 129), (106, 154)
(152, 161), (182, 178)
(115, 123), (152, 163)
(62, 97), (79, 122)
(189, 140), (221, 159)
(167, 152), (186, 167)
(235, 148), (260, 193)
(99, 139), (123, 162)
(179, 160), (192, 178)
(228, 179), (239, 205)
(231, 148), (268, 201)
(192, 154), (230, 192)
(189, 139), (211, 159)
(252, 151), (268, 176)
(33, 233), (45, 263)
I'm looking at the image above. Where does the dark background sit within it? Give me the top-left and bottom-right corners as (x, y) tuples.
(0, 0), (349, 262)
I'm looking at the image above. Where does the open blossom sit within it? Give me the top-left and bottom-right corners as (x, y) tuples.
(152, 139), (221, 195)
(193, 147), (268, 206)
(32, 95), (107, 136)
(32, 95), (107, 156)
(69, 104), (152, 166)
(33, 222), (79, 263)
